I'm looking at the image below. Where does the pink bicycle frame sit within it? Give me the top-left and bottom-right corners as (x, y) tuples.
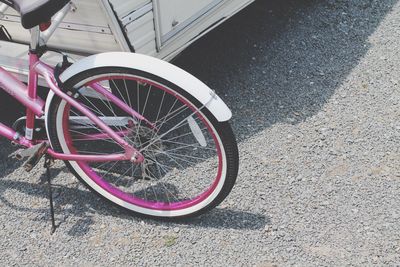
(0, 53), (145, 163)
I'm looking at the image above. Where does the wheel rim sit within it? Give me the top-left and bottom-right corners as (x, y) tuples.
(58, 74), (226, 212)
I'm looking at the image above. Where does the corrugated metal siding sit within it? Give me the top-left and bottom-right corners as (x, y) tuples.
(109, 0), (150, 19)
(124, 10), (157, 56)
(108, 1), (157, 56)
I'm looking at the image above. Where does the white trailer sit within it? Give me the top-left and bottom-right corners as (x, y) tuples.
(0, 0), (255, 81)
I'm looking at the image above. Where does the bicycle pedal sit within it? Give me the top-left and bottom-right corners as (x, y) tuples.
(23, 143), (50, 172)
(9, 142), (45, 160)
(8, 148), (28, 160)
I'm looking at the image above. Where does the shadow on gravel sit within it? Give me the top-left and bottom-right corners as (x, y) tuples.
(178, 209), (269, 230)
(0, 169), (267, 233)
(174, 0), (399, 141)
(0, 168), (66, 213)
(0, 142), (21, 180)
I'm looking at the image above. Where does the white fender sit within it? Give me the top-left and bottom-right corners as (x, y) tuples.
(49, 52), (232, 122)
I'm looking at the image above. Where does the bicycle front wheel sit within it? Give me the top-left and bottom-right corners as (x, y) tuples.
(47, 67), (239, 218)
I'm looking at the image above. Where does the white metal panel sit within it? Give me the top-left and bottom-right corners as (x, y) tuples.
(49, 28), (120, 54)
(62, 1), (110, 27)
(0, 1), (121, 54)
(154, 0), (223, 44)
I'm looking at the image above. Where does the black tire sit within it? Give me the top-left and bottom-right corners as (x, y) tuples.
(46, 67), (239, 219)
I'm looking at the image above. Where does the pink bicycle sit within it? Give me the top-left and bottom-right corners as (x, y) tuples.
(0, 0), (238, 220)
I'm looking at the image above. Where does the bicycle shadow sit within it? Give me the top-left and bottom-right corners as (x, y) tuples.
(0, 141), (22, 179)
(0, 175), (268, 234)
(0, 140), (268, 235)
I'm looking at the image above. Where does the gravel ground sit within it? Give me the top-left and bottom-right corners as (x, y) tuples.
(1, 0), (400, 266)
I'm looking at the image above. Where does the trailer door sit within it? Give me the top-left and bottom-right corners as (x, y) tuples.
(154, 0), (223, 45)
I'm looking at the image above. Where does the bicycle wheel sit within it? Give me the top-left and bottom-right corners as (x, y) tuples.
(46, 67), (239, 218)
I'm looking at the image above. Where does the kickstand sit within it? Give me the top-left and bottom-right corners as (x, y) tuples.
(44, 155), (57, 234)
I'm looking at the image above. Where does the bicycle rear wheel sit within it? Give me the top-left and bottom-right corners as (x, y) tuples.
(47, 67), (238, 218)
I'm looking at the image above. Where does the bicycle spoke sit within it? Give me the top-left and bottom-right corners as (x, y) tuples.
(162, 140), (215, 151)
(113, 165), (134, 187)
(69, 129), (123, 148)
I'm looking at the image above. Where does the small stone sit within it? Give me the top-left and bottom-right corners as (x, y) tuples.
(264, 225), (272, 233)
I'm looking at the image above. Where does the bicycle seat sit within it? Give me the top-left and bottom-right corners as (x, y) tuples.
(0, 0), (70, 29)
